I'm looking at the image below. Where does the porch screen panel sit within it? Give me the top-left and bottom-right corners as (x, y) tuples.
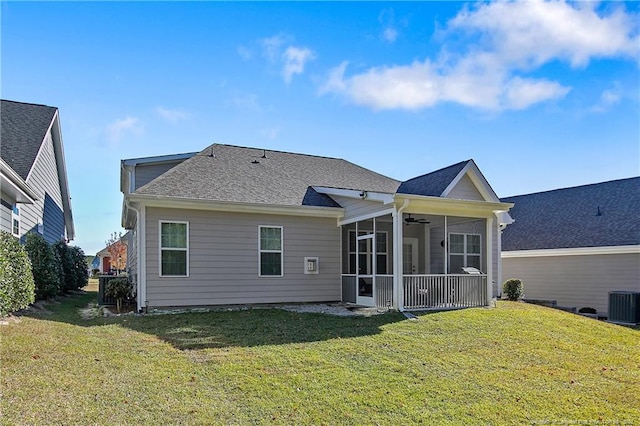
(449, 233), (481, 273)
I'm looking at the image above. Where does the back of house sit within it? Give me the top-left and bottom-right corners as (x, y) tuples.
(121, 143), (514, 312)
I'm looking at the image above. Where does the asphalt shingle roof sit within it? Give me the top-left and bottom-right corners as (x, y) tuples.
(396, 160), (471, 197)
(1, 99), (58, 179)
(501, 177), (640, 250)
(135, 144), (401, 207)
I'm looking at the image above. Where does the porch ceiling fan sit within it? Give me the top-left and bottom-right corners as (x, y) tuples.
(404, 214), (430, 225)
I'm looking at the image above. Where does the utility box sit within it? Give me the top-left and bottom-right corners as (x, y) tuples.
(608, 291), (640, 325)
(304, 257), (319, 274)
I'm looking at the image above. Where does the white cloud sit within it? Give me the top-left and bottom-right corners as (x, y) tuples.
(591, 85), (623, 112)
(503, 77), (571, 110)
(379, 8), (399, 43)
(155, 106), (189, 124)
(105, 116), (143, 144)
(282, 46), (316, 84)
(321, 0), (638, 111)
(260, 34), (286, 62)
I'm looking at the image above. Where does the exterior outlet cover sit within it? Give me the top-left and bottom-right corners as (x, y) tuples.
(304, 257), (319, 274)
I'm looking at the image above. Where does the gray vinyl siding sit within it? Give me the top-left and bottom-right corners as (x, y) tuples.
(502, 251), (640, 315)
(135, 161), (184, 190)
(0, 192), (13, 234)
(331, 195), (390, 223)
(144, 207), (341, 307)
(21, 132), (66, 243)
(446, 174), (484, 201)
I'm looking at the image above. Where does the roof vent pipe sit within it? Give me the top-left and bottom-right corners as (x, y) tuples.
(261, 150), (267, 159)
(596, 206), (602, 216)
(208, 147), (215, 158)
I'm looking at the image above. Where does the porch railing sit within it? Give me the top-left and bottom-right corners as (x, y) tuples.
(403, 274), (487, 310)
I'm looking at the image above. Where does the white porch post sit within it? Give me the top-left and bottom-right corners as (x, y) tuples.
(393, 201), (408, 311)
(485, 215), (494, 306)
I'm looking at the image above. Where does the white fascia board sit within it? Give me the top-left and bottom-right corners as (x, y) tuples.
(394, 194), (513, 218)
(313, 186), (395, 204)
(0, 159), (37, 203)
(127, 194), (344, 218)
(441, 161), (500, 203)
(502, 245), (640, 258)
(121, 152), (197, 167)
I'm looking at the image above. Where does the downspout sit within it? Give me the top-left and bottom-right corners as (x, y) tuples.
(394, 199), (409, 312)
(125, 199), (144, 313)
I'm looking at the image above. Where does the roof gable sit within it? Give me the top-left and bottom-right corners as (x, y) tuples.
(133, 144), (400, 207)
(397, 159), (499, 202)
(397, 160), (468, 197)
(0, 100), (57, 179)
(501, 177), (640, 250)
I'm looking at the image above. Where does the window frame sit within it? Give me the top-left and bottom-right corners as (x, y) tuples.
(448, 232), (482, 273)
(11, 205), (19, 237)
(258, 225), (284, 277)
(158, 220), (189, 278)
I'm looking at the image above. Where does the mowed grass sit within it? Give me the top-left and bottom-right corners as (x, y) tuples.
(1, 292), (639, 425)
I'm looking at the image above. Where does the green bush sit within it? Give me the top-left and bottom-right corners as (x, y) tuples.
(69, 246), (89, 291)
(24, 233), (61, 300)
(105, 278), (132, 313)
(502, 278), (524, 301)
(53, 241), (75, 293)
(0, 231), (35, 316)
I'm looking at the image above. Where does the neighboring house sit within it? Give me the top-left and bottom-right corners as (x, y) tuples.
(121, 144), (513, 312)
(95, 233), (129, 274)
(0, 100), (74, 243)
(501, 177), (640, 316)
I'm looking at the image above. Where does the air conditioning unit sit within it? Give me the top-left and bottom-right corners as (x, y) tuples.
(608, 291), (640, 325)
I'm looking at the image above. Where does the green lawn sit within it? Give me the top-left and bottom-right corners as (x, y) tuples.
(1, 293), (638, 425)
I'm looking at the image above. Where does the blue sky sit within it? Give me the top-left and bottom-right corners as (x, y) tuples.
(2, 1), (638, 255)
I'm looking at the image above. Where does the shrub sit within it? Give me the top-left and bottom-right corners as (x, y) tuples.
(0, 231), (35, 316)
(24, 233), (61, 300)
(105, 278), (132, 313)
(578, 307), (597, 314)
(69, 246), (89, 291)
(502, 278), (524, 301)
(53, 241), (75, 293)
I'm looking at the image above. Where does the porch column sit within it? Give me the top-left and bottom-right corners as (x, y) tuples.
(392, 201), (408, 311)
(485, 215), (494, 306)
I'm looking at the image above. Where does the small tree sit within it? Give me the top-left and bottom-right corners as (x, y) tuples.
(105, 278), (132, 313)
(0, 231), (35, 316)
(105, 232), (127, 274)
(24, 233), (61, 300)
(502, 278), (524, 301)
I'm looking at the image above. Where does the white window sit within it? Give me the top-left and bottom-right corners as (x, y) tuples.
(348, 230), (388, 275)
(11, 205), (19, 237)
(259, 226), (283, 277)
(159, 221), (189, 277)
(449, 233), (481, 273)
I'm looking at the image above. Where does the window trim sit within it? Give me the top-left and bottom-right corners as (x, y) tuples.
(158, 220), (189, 277)
(11, 205), (20, 237)
(448, 232), (482, 273)
(258, 225), (284, 277)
